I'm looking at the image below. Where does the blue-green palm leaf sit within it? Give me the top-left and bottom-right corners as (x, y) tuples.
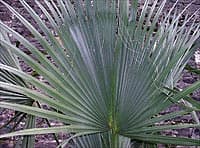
(0, 30), (35, 148)
(0, 0), (200, 147)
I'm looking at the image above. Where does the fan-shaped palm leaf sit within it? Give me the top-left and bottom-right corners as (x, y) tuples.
(0, 0), (200, 147)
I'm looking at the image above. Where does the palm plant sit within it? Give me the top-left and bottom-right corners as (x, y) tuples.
(0, 0), (200, 147)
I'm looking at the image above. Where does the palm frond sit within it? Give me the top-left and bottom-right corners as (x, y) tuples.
(0, 29), (36, 148)
(0, 0), (200, 147)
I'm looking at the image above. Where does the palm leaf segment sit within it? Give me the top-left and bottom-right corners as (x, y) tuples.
(0, 0), (200, 147)
(0, 30), (36, 147)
